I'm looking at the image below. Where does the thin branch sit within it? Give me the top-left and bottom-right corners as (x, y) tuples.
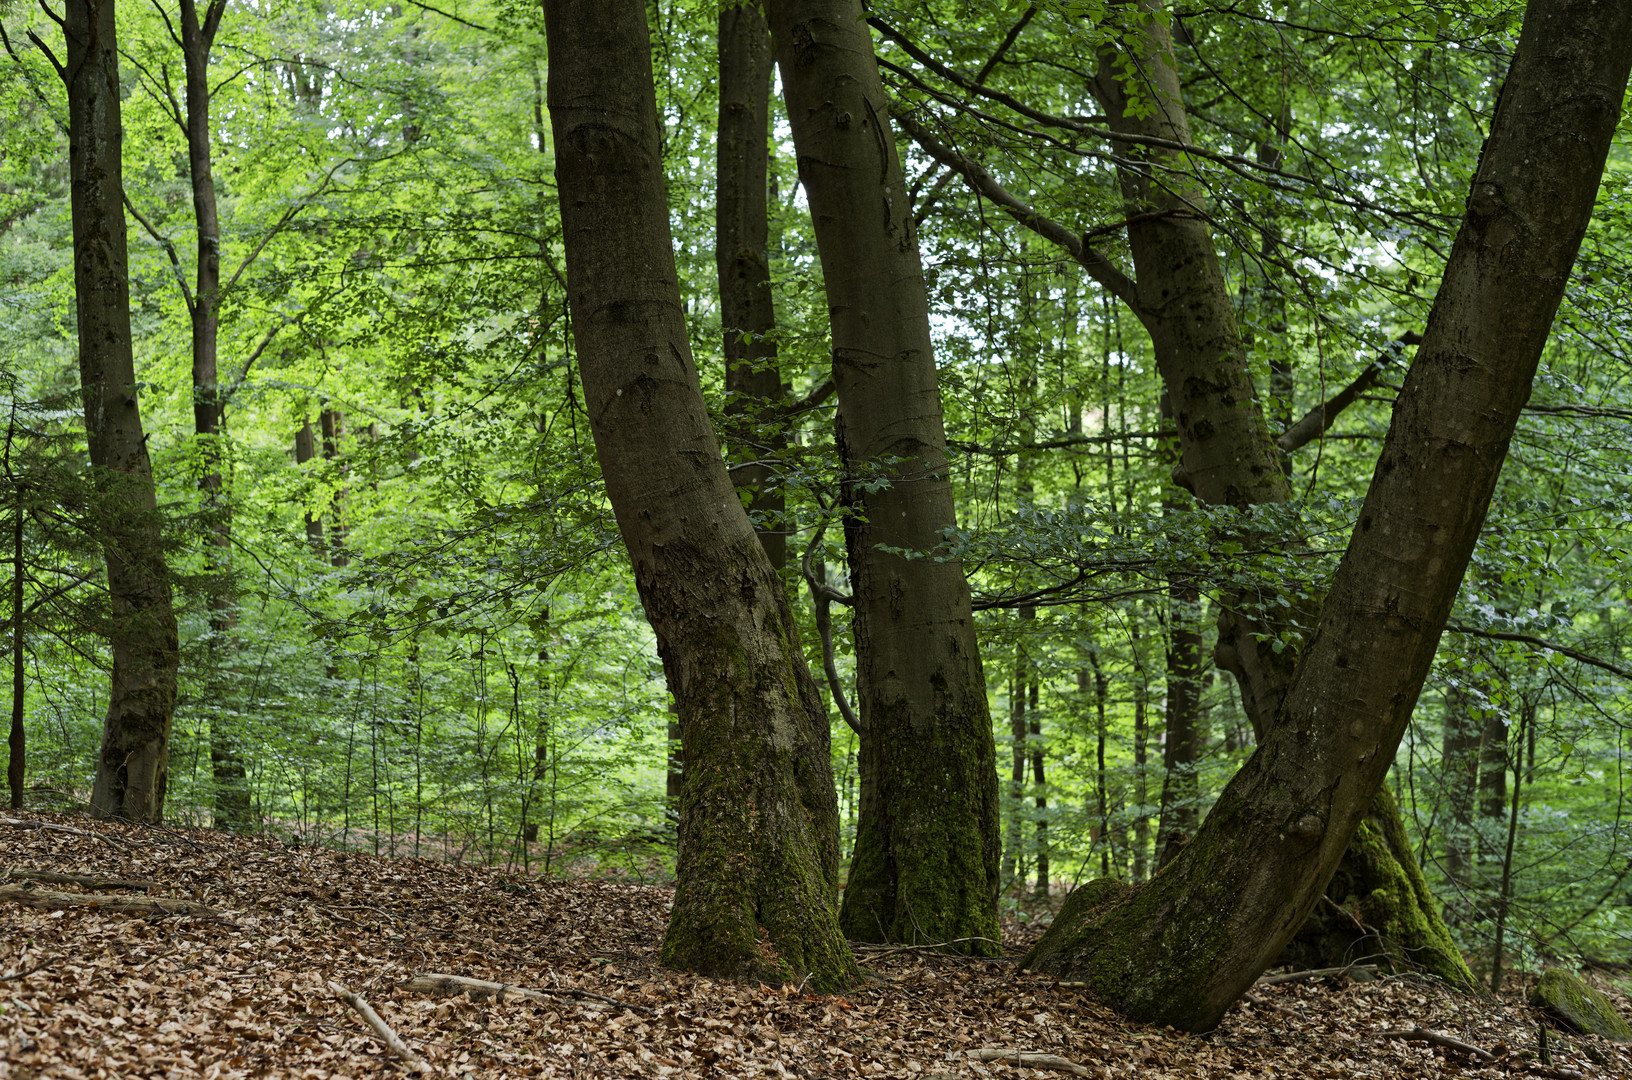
(122, 194), (195, 310)
(1377, 1026), (1496, 1062)
(890, 105), (1143, 315)
(398, 0), (492, 32)
(973, 5), (1036, 84)
(1446, 626), (1632, 680)
(801, 524), (861, 735)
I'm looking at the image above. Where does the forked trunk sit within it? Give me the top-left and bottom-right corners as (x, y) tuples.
(1022, 0), (1632, 1028)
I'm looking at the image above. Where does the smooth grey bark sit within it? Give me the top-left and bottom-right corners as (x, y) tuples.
(717, 0), (787, 572)
(1021, 0), (1632, 1029)
(767, 0), (1002, 952)
(54, 0), (182, 822)
(544, 0), (858, 990)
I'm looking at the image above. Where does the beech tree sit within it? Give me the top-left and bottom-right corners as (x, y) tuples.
(768, 0), (1002, 952)
(29, 0), (182, 821)
(543, 0), (858, 990)
(1019, 0), (1632, 1029)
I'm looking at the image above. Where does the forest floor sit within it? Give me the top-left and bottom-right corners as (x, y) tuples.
(1, 810), (1629, 1079)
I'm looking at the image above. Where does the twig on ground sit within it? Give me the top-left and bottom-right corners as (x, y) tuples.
(1257, 964), (1379, 986)
(4, 869), (159, 891)
(1, 958), (52, 981)
(851, 936), (1006, 959)
(961, 1047), (1097, 1076)
(1244, 993), (1313, 1022)
(0, 817), (134, 849)
(0, 885), (220, 917)
(1377, 1026), (1496, 1061)
(329, 980), (433, 1074)
(401, 972), (655, 1015)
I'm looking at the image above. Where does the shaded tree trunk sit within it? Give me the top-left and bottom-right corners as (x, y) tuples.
(58, 0), (182, 823)
(717, 0), (786, 572)
(320, 407), (347, 567)
(544, 0), (858, 990)
(768, 0), (1001, 954)
(295, 419), (325, 552)
(1441, 683), (1483, 906)
(1021, 0), (1632, 1028)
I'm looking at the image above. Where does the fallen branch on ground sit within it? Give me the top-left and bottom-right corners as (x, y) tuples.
(401, 972), (655, 1015)
(1244, 993), (1313, 1022)
(1377, 1026), (1495, 1061)
(960, 1048), (1097, 1076)
(852, 936), (1007, 959)
(4, 869), (158, 891)
(0, 885), (219, 917)
(0, 817), (133, 849)
(329, 980), (432, 1074)
(1258, 965), (1379, 986)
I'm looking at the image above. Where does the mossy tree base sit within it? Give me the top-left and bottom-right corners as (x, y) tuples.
(1279, 788), (1473, 989)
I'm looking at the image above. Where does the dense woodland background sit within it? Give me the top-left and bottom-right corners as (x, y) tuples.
(1, 0), (1630, 1000)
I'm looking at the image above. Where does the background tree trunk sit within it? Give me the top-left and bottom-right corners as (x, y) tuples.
(717, 0), (786, 572)
(544, 0), (858, 990)
(61, 0), (182, 823)
(1022, 0), (1632, 1028)
(768, 0), (1002, 954)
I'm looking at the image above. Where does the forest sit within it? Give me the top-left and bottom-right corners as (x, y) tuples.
(2, 0), (1632, 1070)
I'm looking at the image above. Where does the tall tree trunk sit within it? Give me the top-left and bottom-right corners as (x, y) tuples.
(8, 476), (23, 810)
(767, 0), (1002, 954)
(59, 0), (182, 823)
(176, 0), (250, 831)
(1156, 580), (1205, 869)
(717, 0), (786, 572)
(544, 0), (858, 990)
(1022, 0), (1632, 1028)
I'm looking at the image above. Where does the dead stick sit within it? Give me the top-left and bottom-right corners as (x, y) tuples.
(4, 869), (158, 891)
(402, 973), (654, 1015)
(329, 980), (432, 1074)
(1377, 1026), (1496, 1061)
(0, 817), (133, 849)
(963, 1048), (1096, 1077)
(0, 885), (219, 917)
(1257, 964), (1378, 986)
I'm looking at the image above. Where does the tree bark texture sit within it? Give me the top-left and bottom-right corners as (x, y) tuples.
(717, 1), (787, 572)
(63, 0), (182, 823)
(543, 0), (858, 990)
(767, 0), (1002, 953)
(1023, 0), (1631, 1029)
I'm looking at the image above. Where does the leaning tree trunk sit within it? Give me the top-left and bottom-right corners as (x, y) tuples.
(543, 0), (858, 991)
(1021, 0), (1632, 1029)
(59, 0), (182, 823)
(1084, 0), (1467, 984)
(767, 0), (1002, 953)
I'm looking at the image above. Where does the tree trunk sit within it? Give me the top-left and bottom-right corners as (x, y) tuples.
(1156, 582), (1205, 868)
(320, 407), (347, 567)
(8, 487), (23, 810)
(717, 0), (786, 572)
(1021, 0), (1631, 1029)
(1441, 683), (1482, 907)
(543, 0), (858, 990)
(175, 0), (250, 831)
(767, 0), (1002, 954)
(295, 419), (325, 552)
(61, 0), (182, 823)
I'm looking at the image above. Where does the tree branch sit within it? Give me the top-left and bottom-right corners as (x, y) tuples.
(890, 105), (1143, 315)
(1276, 333), (1421, 453)
(1446, 625), (1632, 680)
(122, 193), (195, 310)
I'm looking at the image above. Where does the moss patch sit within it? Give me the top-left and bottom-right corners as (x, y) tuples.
(1532, 969), (1632, 1042)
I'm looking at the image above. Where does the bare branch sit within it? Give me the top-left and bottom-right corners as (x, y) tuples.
(1276, 333), (1421, 453)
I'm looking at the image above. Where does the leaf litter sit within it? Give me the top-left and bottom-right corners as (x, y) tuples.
(1, 811), (1629, 1079)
